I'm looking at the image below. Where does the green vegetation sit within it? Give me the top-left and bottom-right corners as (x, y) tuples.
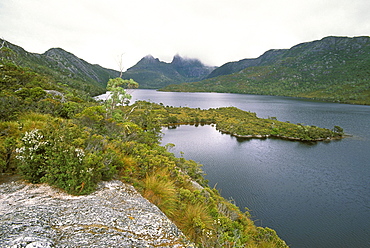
(122, 102), (343, 141)
(105, 77), (139, 120)
(0, 42), (347, 246)
(1, 53), (291, 246)
(1, 39), (119, 96)
(161, 36), (370, 105)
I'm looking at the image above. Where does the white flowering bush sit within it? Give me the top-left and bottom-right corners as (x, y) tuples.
(16, 129), (48, 183)
(15, 122), (119, 195)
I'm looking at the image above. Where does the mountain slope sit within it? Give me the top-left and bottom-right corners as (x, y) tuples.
(161, 36), (370, 105)
(206, 36), (370, 79)
(42, 48), (119, 86)
(122, 54), (216, 88)
(1, 39), (119, 95)
(206, 49), (286, 79)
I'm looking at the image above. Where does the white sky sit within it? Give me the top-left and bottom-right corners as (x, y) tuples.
(1, 0), (369, 70)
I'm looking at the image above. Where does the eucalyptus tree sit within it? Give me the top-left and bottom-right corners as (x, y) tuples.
(105, 78), (138, 120)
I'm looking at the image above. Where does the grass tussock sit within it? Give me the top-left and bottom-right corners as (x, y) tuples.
(137, 165), (288, 247)
(142, 169), (178, 217)
(175, 202), (214, 244)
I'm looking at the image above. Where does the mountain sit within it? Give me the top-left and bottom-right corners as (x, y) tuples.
(121, 54), (216, 88)
(42, 48), (119, 86)
(206, 49), (286, 79)
(1, 39), (119, 95)
(161, 36), (370, 105)
(207, 36), (370, 79)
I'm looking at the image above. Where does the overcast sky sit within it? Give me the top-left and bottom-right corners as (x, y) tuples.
(1, 0), (369, 70)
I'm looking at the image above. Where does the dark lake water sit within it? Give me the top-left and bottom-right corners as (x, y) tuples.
(102, 90), (370, 247)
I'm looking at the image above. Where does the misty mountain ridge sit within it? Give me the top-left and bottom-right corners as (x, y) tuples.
(121, 54), (217, 88)
(1, 38), (217, 91)
(3, 35), (370, 104)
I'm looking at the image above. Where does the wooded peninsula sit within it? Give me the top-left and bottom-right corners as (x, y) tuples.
(124, 101), (344, 142)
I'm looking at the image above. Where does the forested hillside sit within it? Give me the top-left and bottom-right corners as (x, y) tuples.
(0, 39), (119, 96)
(161, 36), (370, 105)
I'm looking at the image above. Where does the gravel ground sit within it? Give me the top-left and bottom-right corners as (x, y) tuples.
(0, 179), (192, 248)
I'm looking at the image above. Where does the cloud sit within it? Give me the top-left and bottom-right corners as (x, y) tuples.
(0, 0), (369, 70)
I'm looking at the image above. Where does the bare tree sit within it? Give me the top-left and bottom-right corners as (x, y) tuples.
(117, 53), (125, 78)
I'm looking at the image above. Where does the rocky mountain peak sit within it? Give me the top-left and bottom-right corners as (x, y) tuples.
(171, 54), (203, 68)
(141, 54), (160, 63)
(43, 47), (68, 56)
(127, 55), (162, 70)
(123, 54), (216, 88)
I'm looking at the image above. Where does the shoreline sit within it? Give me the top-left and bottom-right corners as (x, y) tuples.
(163, 123), (344, 142)
(216, 128), (344, 142)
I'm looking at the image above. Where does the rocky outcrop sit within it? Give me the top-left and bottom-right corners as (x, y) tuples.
(0, 180), (192, 248)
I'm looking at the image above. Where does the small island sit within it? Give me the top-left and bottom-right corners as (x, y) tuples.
(123, 101), (344, 142)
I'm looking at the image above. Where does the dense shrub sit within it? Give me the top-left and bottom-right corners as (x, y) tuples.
(15, 120), (119, 195)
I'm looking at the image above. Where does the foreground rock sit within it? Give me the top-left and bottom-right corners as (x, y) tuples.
(0, 180), (192, 247)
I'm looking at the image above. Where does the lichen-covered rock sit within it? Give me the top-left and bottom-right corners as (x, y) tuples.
(0, 180), (193, 248)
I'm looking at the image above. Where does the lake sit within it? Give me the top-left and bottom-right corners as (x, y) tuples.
(101, 89), (370, 247)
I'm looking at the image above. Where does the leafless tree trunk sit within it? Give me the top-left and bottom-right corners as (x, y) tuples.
(117, 53), (125, 78)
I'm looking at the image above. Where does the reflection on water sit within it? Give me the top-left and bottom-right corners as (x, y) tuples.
(114, 89), (370, 248)
(161, 125), (370, 248)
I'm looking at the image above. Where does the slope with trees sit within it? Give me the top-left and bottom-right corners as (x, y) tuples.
(0, 38), (120, 96)
(161, 36), (370, 105)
